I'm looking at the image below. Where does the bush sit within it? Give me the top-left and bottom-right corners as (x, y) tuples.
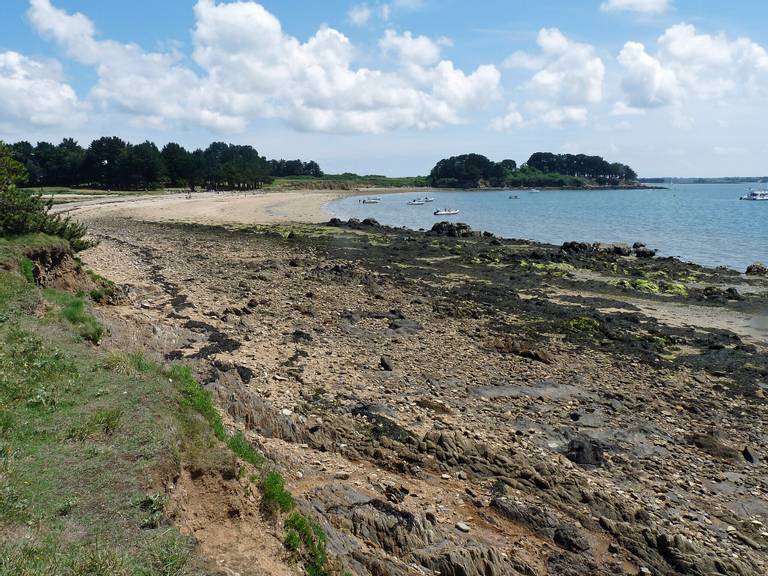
(0, 186), (94, 251)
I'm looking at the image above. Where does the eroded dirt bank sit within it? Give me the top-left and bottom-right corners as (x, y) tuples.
(78, 214), (768, 576)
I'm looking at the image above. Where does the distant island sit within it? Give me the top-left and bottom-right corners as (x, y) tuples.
(427, 152), (639, 189)
(641, 177), (768, 184)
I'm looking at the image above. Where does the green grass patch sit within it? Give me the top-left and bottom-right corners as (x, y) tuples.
(285, 512), (330, 576)
(261, 471), (295, 516)
(43, 289), (104, 343)
(173, 364), (263, 466)
(103, 351), (158, 375)
(228, 431), (264, 467)
(19, 257), (34, 284)
(0, 269), (233, 575)
(67, 408), (123, 441)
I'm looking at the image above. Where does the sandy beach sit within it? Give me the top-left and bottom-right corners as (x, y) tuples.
(54, 189), (358, 226)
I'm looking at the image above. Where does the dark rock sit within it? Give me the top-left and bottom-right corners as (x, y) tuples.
(561, 241), (592, 253)
(687, 432), (740, 460)
(746, 262), (767, 276)
(743, 446), (758, 464)
(292, 329), (313, 343)
(361, 218), (380, 227)
(554, 526), (591, 552)
(725, 287), (743, 300)
(488, 337), (554, 364)
(235, 364), (254, 384)
(380, 355), (395, 372)
(429, 221), (473, 237)
(328, 217), (343, 227)
(389, 318), (422, 335)
(565, 437), (604, 467)
(634, 246), (657, 258)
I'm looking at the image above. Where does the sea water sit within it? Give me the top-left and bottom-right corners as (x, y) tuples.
(328, 183), (767, 271)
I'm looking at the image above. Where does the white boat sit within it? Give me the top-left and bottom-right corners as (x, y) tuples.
(407, 199), (426, 205)
(740, 188), (768, 201)
(361, 197), (381, 204)
(421, 196), (435, 203)
(434, 208), (460, 216)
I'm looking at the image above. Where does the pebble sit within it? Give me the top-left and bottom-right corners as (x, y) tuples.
(455, 521), (471, 533)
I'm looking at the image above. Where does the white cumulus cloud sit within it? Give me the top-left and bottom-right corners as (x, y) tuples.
(496, 28), (605, 128)
(490, 105), (524, 132)
(26, 0), (501, 134)
(617, 23), (768, 110)
(0, 50), (84, 132)
(348, 4), (373, 25)
(379, 30), (449, 67)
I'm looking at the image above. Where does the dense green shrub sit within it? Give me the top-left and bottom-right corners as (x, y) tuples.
(1, 143), (93, 251)
(0, 186), (93, 251)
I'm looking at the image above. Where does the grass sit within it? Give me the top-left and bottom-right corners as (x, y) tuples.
(43, 289), (105, 343)
(0, 233), (69, 270)
(261, 471), (295, 516)
(19, 258), (34, 284)
(87, 270), (121, 304)
(0, 262), (243, 575)
(174, 364), (264, 467)
(67, 407), (123, 440)
(285, 512), (330, 576)
(0, 236), (336, 576)
(256, 468), (334, 576)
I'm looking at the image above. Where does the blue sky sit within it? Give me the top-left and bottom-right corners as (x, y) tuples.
(2, 0), (768, 176)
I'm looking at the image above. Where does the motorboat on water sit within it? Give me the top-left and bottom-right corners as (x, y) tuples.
(740, 188), (768, 201)
(421, 196), (435, 203)
(509, 195), (520, 199)
(434, 208), (460, 216)
(407, 199), (426, 205)
(361, 197), (381, 204)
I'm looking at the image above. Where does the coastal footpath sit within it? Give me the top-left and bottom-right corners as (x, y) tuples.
(9, 190), (768, 575)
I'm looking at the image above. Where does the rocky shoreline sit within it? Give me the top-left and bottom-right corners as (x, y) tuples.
(78, 214), (767, 575)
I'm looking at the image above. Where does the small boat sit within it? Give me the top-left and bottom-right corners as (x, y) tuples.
(407, 199), (426, 205)
(740, 188), (768, 201)
(421, 196), (435, 203)
(509, 195), (520, 199)
(361, 197), (381, 204)
(434, 208), (460, 216)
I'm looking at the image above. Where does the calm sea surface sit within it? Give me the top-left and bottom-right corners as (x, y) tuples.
(328, 183), (767, 271)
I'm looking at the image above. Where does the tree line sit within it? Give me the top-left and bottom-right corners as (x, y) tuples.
(428, 153), (638, 188)
(7, 137), (325, 191)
